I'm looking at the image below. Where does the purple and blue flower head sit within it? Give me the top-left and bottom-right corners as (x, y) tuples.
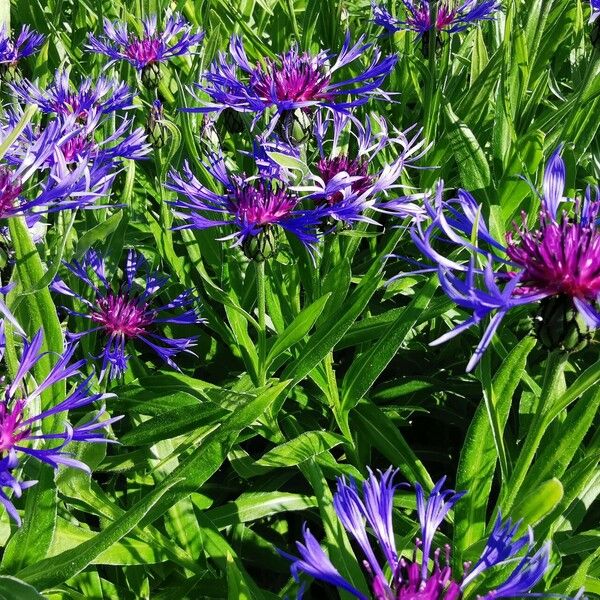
(0, 118), (116, 220)
(0, 25), (44, 80)
(0, 327), (120, 525)
(284, 468), (585, 599)
(372, 0), (500, 37)
(186, 33), (397, 135)
(304, 111), (428, 227)
(1, 105), (150, 189)
(406, 145), (600, 371)
(11, 70), (135, 120)
(51, 249), (203, 380)
(86, 12), (204, 87)
(167, 152), (327, 261)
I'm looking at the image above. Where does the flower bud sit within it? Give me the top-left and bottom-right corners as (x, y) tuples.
(146, 100), (169, 148)
(242, 227), (278, 262)
(0, 63), (21, 84)
(141, 62), (161, 88)
(277, 109), (312, 145)
(534, 296), (593, 353)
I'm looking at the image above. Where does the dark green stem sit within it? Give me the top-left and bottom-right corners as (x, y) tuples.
(256, 260), (267, 387)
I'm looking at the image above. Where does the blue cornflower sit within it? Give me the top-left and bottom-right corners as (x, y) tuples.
(86, 12), (204, 86)
(0, 118), (115, 219)
(186, 34), (397, 129)
(11, 70), (135, 120)
(0, 25), (44, 67)
(0, 327), (120, 525)
(167, 152), (328, 259)
(406, 146), (600, 371)
(284, 468), (585, 599)
(372, 0), (500, 36)
(5, 108), (150, 169)
(1, 105), (149, 195)
(302, 111), (428, 226)
(51, 249), (202, 380)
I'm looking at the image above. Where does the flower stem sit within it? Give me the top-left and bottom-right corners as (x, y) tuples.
(257, 260), (267, 387)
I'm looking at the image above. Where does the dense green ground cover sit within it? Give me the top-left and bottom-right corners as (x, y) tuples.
(0, 0), (598, 598)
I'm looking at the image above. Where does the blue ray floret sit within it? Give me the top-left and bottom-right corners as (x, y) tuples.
(167, 151), (328, 255)
(284, 468), (585, 599)
(0, 25), (44, 67)
(186, 33), (397, 128)
(86, 12), (204, 71)
(51, 249), (203, 380)
(301, 111), (428, 226)
(3, 106), (151, 172)
(405, 145), (600, 371)
(372, 0), (500, 36)
(0, 117), (117, 220)
(11, 70), (135, 119)
(0, 328), (120, 525)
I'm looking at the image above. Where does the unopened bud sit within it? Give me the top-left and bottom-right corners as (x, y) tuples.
(277, 109), (312, 145)
(141, 62), (161, 88)
(0, 63), (21, 84)
(146, 100), (169, 148)
(535, 296), (593, 353)
(242, 227), (278, 262)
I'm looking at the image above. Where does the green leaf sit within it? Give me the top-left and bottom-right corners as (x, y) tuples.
(546, 357), (600, 421)
(136, 380), (291, 528)
(266, 293), (331, 367)
(522, 386), (600, 494)
(340, 276), (437, 412)
(8, 217), (64, 412)
(16, 477), (183, 590)
(265, 151), (309, 177)
(120, 402), (228, 446)
(353, 402), (433, 488)
(227, 554), (253, 600)
(48, 518), (169, 566)
(0, 106), (37, 161)
(444, 101), (491, 191)
(0, 576), (46, 600)
(74, 211), (123, 260)
(511, 478), (564, 528)
(205, 492), (317, 529)
(255, 431), (345, 467)
(454, 337), (535, 561)
(1, 464), (57, 573)
(195, 513), (268, 600)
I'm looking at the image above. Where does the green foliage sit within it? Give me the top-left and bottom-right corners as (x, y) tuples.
(0, 0), (598, 598)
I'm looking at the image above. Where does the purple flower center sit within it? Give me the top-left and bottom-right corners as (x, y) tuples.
(371, 545), (463, 600)
(60, 134), (95, 163)
(0, 167), (22, 218)
(409, 3), (458, 31)
(229, 180), (298, 228)
(0, 400), (29, 453)
(91, 293), (154, 338)
(506, 203), (600, 301)
(316, 155), (371, 206)
(52, 93), (88, 120)
(435, 5), (458, 29)
(125, 38), (161, 65)
(250, 51), (332, 104)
